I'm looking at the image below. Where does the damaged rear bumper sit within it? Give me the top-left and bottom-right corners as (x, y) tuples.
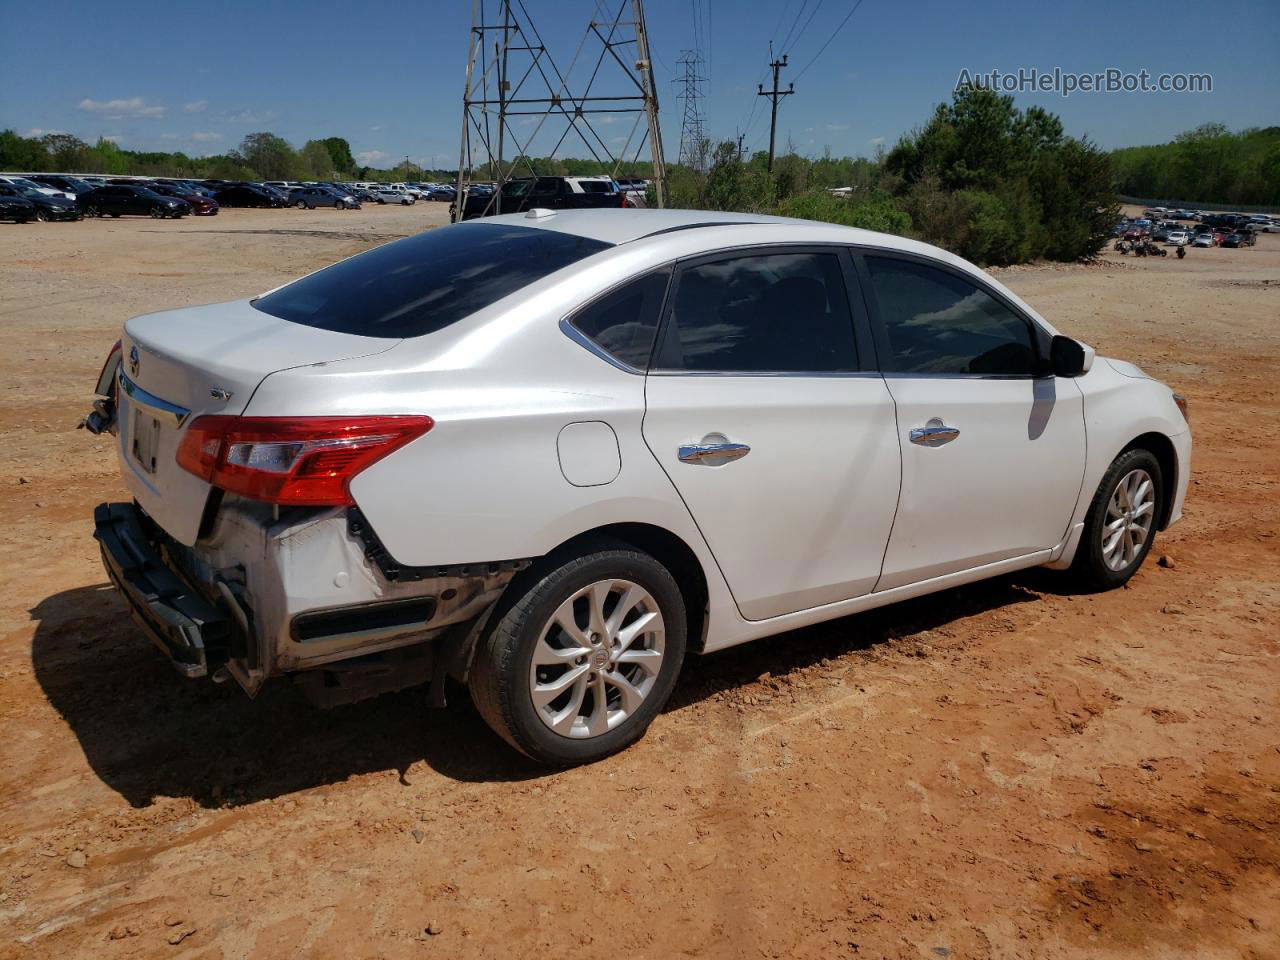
(93, 499), (530, 704)
(94, 502), (234, 678)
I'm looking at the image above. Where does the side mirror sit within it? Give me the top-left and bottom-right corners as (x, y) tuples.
(1050, 336), (1093, 377)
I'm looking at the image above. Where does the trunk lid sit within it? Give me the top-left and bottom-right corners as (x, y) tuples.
(117, 298), (399, 544)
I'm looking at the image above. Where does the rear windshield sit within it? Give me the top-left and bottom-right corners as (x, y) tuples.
(252, 223), (612, 338)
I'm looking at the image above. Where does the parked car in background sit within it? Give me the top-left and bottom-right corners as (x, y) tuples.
(82, 209), (1192, 765)
(424, 184), (456, 201)
(23, 174), (96, 199)
(455, 176), (626, 220)
(343, 184), (379, 203)
(0, 175), (67, 199)
(146, 182), (219, 215)
(0, 192), (36, 222)
(289, 186), (359, 210)
(368, 185), (415, 205)
(0, 182), (82, 221)
(1191, 231), (1216, 247)
(214, 184), (288, 208)
(264, 181), (306, 194)
(1221, 231), (1256, 248)
(257, 184), (293, 205)
(79, 185), (190, 219)
(1165, 230), (1190, 246)
(1257, 220), (1280, 233)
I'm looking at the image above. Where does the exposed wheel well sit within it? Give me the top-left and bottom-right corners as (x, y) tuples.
(1121, 432), (1177, 529)
(548, 523), (710, 652)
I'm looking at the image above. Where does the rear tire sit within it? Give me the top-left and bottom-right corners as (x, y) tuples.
(1072, 448), (1164, 590)
(469, 541), (687, 766)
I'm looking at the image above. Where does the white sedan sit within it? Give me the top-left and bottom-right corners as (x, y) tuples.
(86, 210), (1191, 765)
(368, 186), (415, 205)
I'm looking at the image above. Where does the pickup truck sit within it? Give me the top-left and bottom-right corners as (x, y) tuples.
(453, 176), (628, 221)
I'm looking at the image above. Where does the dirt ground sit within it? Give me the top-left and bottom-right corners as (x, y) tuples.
(0, 204), (1276, 960)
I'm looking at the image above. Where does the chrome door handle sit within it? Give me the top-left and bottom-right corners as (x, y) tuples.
(909, 418), (959, 447)
(678, 440), (751, 466)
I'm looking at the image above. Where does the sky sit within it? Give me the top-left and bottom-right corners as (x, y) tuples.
(1, 0), (1277, 169)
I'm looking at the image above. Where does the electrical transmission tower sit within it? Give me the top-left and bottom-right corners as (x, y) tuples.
(674, 50), (708, 172)
(456, 0), (667, 216)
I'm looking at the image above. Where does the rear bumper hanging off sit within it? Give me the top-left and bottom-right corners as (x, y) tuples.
(93, 502), (236, 678)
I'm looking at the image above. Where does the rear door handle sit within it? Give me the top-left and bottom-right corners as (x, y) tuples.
(678, 440), (751, 466)
(909, 418), (959, 448)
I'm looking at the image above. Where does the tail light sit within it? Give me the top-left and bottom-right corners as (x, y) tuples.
(176, 415), (433, 506)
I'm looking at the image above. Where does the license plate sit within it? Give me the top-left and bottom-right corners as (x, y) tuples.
(131, 409), (161, 475)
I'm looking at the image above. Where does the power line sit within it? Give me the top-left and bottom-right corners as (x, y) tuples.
(777, 0), (811, 54)
(785, 0), (825, 55)
(792, 0), (869, 83)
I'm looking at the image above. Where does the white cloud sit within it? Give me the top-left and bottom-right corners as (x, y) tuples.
(355, 150), (388, 164)
(102, 135), (124, 144)
(869, 136), (885, 145)
(191, 131), (222, 143)
(184, 100), (208, 113)
(25, 128), (67, 138)
(78, 96), (166, 119)
(218, 109), (277, 124)
(597, 115), (619, 125)
(825, 123), (849, 132)
(160, 132), (180, 140)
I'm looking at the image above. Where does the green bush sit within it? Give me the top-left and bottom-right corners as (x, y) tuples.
(774, 189), (911, 235)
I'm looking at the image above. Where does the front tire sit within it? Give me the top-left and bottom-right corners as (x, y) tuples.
(1072, 448), (1164, 590)
(470, 542), (687, 765)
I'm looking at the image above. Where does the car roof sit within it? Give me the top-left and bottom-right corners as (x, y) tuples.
(467, 208), (951, 259)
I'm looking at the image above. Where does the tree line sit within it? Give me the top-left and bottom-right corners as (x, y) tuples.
(6, 90), (1271, 264)
(1110, 124), (1280, 207)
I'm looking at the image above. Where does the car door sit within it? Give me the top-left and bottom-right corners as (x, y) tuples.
(856, 251), (1086, 590)
(641, 247), (902, 621)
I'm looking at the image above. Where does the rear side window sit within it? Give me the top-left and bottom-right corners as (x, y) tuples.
(569, 269), (671, 370)
(656, 252), (857, 373)
(253, 224), (612, 338)
(864, 256), (1037, 375)
(577, 180), (614, 194)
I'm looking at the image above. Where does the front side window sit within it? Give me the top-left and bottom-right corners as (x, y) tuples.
(864, 256), (1038, 376)
(657, 252), (857, 373)
(569, 268), (671, 370)
(253, 223), (612, 338)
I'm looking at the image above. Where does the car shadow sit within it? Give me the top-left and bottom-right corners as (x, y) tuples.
(31, 572), (1051, 806)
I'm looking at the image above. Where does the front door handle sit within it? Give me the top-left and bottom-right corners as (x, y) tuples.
(909, 418), (960, 448)
(678, 438), (751, 466)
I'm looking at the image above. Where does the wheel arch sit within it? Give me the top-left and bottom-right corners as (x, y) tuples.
(536, 522), (710, 653)
(1120, 431), (1177, 529)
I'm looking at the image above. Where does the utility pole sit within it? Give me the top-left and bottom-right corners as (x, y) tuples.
(757, 54), (793, 171)
(735, 130), (746, 161)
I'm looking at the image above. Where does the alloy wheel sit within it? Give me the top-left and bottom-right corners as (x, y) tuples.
(1101, 468), (1155, 571)
(528, 579), (665, 739)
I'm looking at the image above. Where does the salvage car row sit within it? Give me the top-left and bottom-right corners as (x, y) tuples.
(0, 173), (457, 222)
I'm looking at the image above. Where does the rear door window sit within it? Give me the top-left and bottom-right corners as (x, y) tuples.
(655, 251), (858, 373)
(252, 223), (612, 338)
